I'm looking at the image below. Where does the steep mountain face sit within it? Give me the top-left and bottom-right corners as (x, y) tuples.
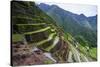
(11, 1), (97, 66)
(71, 14), (92, 29)
(87, 15), (97, 31)
(38, 3), (97, 47)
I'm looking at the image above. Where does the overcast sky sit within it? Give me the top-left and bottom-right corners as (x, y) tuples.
(37, 2), (97, 17)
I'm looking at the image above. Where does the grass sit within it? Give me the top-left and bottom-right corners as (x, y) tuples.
(78, 45), (97, 60)
(12, 34), (23, 42)
(78, 45), (88, 54)
(43, 60), (54, 64)
(89, 48), (97, 60)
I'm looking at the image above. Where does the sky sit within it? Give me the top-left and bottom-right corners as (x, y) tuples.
(36, 2), (97, 17)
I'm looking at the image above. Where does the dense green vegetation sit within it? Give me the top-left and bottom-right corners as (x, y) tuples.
(12, 34), (23, 42)
(89, 48), (97, 59)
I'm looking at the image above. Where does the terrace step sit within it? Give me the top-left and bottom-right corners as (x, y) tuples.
(16, 23), (46, 26)
(24, 27), (51, 35)
(34, 32), (57, 46)
(45, 36), (59, 52)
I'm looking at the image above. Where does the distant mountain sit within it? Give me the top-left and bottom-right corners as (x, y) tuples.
(38, 3), (97, 47)
(38, 3), (51, 12)
(38, 3), (97, 31)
